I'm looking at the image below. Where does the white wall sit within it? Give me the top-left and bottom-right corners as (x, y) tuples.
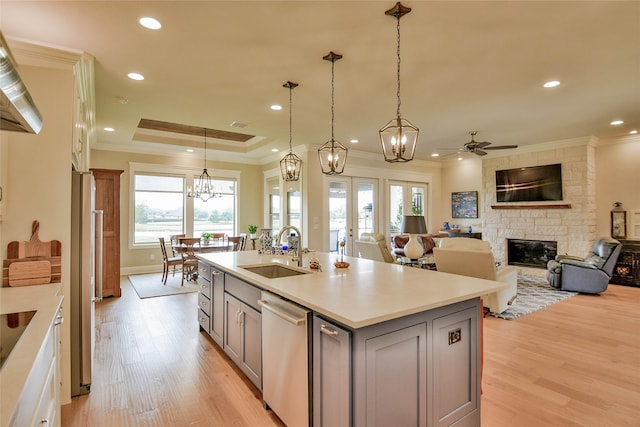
(1, 64), (75, 404)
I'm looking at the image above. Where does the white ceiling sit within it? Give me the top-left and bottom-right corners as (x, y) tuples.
(2, 1), (639, 162)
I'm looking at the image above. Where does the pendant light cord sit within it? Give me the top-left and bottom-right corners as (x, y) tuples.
(331, 59), (335, 142)
(203, 128), (207, 169)
(289, 85), (293, 153)
(396, 16), (402, 119)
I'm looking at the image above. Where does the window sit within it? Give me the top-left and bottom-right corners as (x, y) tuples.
(130, 163), (240, 247)
(133, 174), (184, 244)
(389, 181), (428, 234)
(193, 179), (236, 236)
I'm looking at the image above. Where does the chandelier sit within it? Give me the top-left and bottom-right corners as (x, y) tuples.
(318, 51), (348, 175)
(187, 128), (221, 202)
(379, 2), (419, 163)
(280, 81), (302, 181)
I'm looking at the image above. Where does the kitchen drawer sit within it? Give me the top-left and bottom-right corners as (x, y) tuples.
(198, 292), (212, 316)
(198, 309), (210, 332)
(198, 261), (211, 282)
(225, 274), (261, 311)
(198, 280), (212, 299)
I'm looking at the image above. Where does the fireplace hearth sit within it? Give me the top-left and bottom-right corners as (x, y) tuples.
(507, 239), (558, 269)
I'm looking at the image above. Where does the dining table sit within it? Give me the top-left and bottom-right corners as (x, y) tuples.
(173, 238), (234, 253)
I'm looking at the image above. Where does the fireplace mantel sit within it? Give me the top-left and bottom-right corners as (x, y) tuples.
(491, 204), (571, 210)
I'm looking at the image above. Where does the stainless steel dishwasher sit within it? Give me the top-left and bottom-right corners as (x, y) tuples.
(258, 291), (311, 427)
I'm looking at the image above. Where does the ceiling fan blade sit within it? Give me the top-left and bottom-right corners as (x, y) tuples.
(474, 149), (488, 156)
(474, 141), (491, 149)
(484, 145), (518, 150)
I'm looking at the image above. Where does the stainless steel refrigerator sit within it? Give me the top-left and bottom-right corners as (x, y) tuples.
(70, 170), (103, 396)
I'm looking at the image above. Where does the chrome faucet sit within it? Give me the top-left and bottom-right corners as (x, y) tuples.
(275, 225), (302, 267)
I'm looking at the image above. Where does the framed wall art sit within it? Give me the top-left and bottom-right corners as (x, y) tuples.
(452, 191), (478, 219)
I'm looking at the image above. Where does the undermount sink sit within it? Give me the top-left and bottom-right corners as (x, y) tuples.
(240, 264), (310, 279)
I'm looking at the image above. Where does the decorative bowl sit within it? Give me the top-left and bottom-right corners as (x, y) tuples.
(334, 261), (350, 269)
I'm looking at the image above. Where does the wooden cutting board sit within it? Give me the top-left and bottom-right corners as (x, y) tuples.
(2, 220), (62, 287)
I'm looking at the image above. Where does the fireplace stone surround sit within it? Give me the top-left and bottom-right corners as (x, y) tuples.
(480, 141), (597, 278)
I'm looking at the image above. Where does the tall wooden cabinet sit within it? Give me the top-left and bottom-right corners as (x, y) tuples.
(91, 168), (123, 298)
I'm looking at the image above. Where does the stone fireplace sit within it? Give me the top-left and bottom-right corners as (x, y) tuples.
(507, 238), (557, 269)
(480, 140), (597, 278)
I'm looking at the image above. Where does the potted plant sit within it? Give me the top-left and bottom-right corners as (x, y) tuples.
(201, 232), (212, 245)
(248, 225), (258, 239)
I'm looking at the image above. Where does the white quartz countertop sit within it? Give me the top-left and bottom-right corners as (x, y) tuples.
(1, 284), (63, 427)
(197, 251), (508, 329)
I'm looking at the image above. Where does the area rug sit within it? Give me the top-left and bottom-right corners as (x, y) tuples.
(490, 275), (577, 320)
(128, 272), (198, 299)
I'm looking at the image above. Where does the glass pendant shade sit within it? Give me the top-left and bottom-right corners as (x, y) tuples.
(187, 128), (221, 201)
(318, 51), (348, 175)
(380, 116), (419, 162)
(380, 2), (418, 163)
(318, 139), (348, 175)
(280, 81), (302, 182)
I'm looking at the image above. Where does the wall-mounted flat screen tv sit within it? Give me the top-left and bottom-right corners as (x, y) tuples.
(496, 163), (563, 202)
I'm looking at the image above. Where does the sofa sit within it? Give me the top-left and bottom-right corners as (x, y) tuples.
(355, 233), (395, 263)
(433, 237), (518, 314)
(391, 233), (448, 259)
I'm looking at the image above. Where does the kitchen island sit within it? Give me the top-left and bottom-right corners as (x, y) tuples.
(197, 250), (507, 427)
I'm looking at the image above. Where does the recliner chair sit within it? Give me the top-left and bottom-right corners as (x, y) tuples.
(546, 237), (622, 294)
(355, 233), (395, 263)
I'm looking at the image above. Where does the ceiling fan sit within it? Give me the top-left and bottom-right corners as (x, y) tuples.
(462, 131), (518, 156)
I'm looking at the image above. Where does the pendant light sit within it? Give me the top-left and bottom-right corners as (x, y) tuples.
(318, 51), (348, 175)
(187, 127), (221, 202)
(379, 2), (419, 163)
(280, 81), (302, 182)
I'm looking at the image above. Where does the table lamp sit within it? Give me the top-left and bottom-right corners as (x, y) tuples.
(400, 215), (427, 260)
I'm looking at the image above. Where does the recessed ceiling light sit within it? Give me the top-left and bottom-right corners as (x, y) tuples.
(271, 148), (279, 152)
(630, 130), (638, 135)
(610, 120), (624, 126)
(543, 80), (560, 88)
(350, 139), (359, 144)
(457, 157), (463, 161)
(431, 153), (439, 157)
(139, 17), (162, 30)
(128, 72), (144, 81)
(270, 104), (282, 111)
(186, 148), (194, 152)
(103, 127), (115, 132)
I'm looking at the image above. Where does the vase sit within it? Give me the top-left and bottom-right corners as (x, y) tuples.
(259, 228), (272, 252)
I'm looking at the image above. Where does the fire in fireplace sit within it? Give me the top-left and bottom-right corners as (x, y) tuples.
(507, 238), (558, 269)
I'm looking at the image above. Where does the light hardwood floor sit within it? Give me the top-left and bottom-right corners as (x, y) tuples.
(62, 278), (640, 427)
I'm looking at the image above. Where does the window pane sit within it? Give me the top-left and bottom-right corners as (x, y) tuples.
(411, 186), (425, 216)
(389, 184), (404, 233)
(193, 179), (236, 236)
(134, 174), (184, 244)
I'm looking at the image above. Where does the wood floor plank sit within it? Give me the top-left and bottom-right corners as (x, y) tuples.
(62, 278), (640, 426)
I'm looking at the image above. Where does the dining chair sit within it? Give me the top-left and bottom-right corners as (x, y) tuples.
(227, 236), (244, 251)
(211, 233), (228, 245)
(239, 233), (247, 251)
(169, 233), (186, 257)
(159, 237), (182, 285)
(179, 237), (201, 286)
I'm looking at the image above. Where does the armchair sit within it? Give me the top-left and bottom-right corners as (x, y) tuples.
(433, 238), (518, 314)
(355, 233), (395, 263)
(546, 237), (622, 294)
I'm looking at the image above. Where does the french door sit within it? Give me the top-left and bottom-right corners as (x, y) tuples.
(389, 181), (427, 234)
(328, 177), (377, 256)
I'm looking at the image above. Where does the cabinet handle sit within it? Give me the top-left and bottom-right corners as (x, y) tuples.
(212, 270), (221, 276)
(320, 324), (339, 337)
(40, 419), (49, 425)
(54, 315), (64, 326)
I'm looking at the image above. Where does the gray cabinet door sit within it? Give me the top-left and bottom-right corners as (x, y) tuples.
(224, 293), (242, 365)
(210, 268), (224, 346)
(241, 304), (262, 390)
(432, 307), (479, 427)
(363, 323), (428, 427)
(313, 315), (351, 427)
